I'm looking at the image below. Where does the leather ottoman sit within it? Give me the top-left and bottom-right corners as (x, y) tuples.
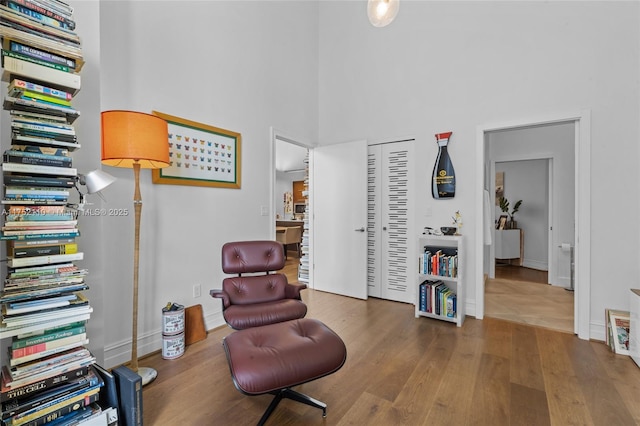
(223, 318), (347, 425)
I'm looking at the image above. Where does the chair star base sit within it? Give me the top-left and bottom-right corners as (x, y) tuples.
(259, 388), (327, 426)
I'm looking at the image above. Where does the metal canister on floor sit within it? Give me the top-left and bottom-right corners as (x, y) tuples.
(162, 302), (185, 359)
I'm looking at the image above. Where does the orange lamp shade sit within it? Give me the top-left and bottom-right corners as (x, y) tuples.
(101, 110), (170, 169)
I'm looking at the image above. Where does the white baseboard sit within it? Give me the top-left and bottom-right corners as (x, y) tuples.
(522, 259), (548, 271)
(104, 311), (226, 369)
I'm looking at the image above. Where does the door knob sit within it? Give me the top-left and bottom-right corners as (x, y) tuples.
(355, 227), (365, 232)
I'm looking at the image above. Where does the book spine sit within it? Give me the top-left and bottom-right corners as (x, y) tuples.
(12, 325), (85, 350)
(5, 35), (79, 66)
(5, 149), (71, 161)
(1, 162), (78, 176)
(7, 252), (82, 268)
(9, 108), (68, 123)
(10, 333), (86, 360)
(0, 376), (95, 420)
(10, 122), (75, 136)
(10, 388), (99, 426)
(2, 49), (70, 73)
(43, 0), (74, 16)
(18, 91), (71, 106)
(0, 25), (82, 59)
(4, 194), (68, 201)
(13, 129), (77, 141)
(17, 96), (71, 110)
(6, 216), (74, 223)
(7, 373), (101, 421)
(9, 145), (70, 156)
(8, 77), (73, 100)
(1, 232), (80, 241)
(10, 239), (76, 250)
(10, 135), (79, 150)
(3, 155), (72, 168)
(0, 366), (89, 403)
(2, 57), (81, 93)
(30, 0), (73, 18)
(13, 321), (84, 339)
(3, 176), (75, 187)
(7, 215), (74, 223)
(6, 97), (80, 121)
(8, 0), (76, 30)
(12, 243), (77, 258)
(5, 155), (71, 169)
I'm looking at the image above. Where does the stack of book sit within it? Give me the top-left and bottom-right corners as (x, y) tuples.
(0, 1), (116, 424)
(298, 152), (310, 283)
(419, 246), (458, 278)
(418, 279), (457, 318)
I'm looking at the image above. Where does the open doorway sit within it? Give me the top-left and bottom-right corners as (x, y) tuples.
(474, 111), (591, 339)
(493, 158), (551, 284)
(485, 126), (575, 333)
(271, 128), (311, 284)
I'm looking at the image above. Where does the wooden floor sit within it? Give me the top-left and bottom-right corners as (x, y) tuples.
(487, 265), (574, 334)
(495, 264), (548, 284)
(141, 287), (640, 425)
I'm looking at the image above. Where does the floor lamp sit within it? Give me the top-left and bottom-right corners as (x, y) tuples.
(100, 111), (170, 385)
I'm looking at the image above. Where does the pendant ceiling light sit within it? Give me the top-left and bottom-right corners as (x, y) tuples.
(367, 0), (400, 28)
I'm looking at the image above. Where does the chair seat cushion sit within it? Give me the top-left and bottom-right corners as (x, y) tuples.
(223, 299), (307, 330)
(223, 318), (347, 395)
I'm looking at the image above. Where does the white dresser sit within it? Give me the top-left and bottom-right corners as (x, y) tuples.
(495, 229), (523, 265)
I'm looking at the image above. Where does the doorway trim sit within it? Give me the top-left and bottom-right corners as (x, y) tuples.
(475, 110), (591, 339)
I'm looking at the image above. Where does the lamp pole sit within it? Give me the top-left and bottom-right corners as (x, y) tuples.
(131, 161), (141, 373)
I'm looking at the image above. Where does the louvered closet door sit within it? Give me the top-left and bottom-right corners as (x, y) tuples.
(368, 140), (414, 303)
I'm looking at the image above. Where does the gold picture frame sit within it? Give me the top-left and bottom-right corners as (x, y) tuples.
(497, 215), (508, 230)
(151, 111), (241, 189)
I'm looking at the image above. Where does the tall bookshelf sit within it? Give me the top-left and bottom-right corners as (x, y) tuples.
(0, 1), (110, 424)
(298, 152), (309, 283)
(415, 234), (464, 327)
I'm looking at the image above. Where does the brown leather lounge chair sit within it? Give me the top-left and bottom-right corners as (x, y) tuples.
(211, 241), (347, 424)
(210, 240), (307, 330)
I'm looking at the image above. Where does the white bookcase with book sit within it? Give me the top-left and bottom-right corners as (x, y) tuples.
(415, 234), (465, 327)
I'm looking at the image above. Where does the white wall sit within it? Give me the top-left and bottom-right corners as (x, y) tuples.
(97, 1), (319, 367)
(318, 1), (639, 338)
(69, 0), (108, 365)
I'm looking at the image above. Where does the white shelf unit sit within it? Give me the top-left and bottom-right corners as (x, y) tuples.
(298, 152), (310, 283)
(415, 234), (464, 327)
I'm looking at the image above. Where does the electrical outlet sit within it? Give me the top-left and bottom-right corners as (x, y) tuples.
(193, 284), (201, 298)
(260, 205), (269, 216)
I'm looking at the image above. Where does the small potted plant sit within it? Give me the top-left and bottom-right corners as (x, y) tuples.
(498, 197), (522, 229)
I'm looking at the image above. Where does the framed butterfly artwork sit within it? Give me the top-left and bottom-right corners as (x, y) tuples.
(151, 111), (241, 189)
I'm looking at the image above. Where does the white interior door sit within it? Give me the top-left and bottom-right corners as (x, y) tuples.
(368, 141), (415, 303)
(312, 140), (368, 299)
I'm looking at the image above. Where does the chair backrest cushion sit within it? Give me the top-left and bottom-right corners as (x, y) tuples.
(222, 240), (285, 274)
(223, 274), (288, 305)
(283, 226), (302, 244)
